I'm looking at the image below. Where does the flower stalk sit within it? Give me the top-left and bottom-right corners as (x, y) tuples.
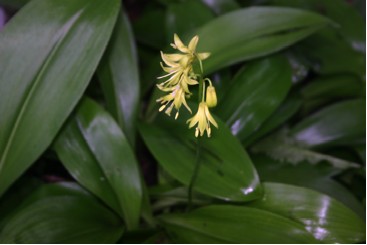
(156, 33), (219, 138)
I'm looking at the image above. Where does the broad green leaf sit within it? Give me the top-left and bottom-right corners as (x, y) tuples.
(195, 7), (329, 74)
(0, 0), (30, 9)
(159, 205), (317, 243)
(268, 0), (365, 49)
(54, 98), (142, 229)
(54, 120), (121, 216)
(252, 130), (360, 169)
(355, 145), (366, 164)
(293, 28), (365, 77)
(0, 7), (5, 28)
(291, 99), (365, 148)
(201, 0), (240, 15)
(250, 154), (365, 216)
(139, 116), (262, 202)
(166, 0), (214, 41)
(243, 94), (302, 146)
(0, 193), (123, 243)
(150, 186), (213, 211)
(133, 8), (166, 49)
(249, 183), (365, 243)
(0, 177), (41, 230)
(98, 9), (140, 147)
(299, 74), (364, 115)
(301, 74), (363, 100)
(216, 55), (292, 141)
(0, 0), (120, 196)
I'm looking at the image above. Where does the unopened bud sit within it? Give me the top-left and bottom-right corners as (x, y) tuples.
(206, 85), (217, 107)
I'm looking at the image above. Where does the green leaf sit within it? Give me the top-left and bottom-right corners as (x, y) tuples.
(133, 8), (166, 50)
(0, 177), (42, 230)
(249, 182), (365, 243)
(216, 55), (292, 141)
(299, 74), (364, 115)
(159, 205), (317, 243)
(0, 0), (30, 9)
(201, 0), (240, 15)
(301, 74), (363, 100)
(150, 186), (213, 211)
(139, 116), (262, 202)
(98, 9), (140, 147)
(268, 0), (365, 48)
(166, 0), (214, 41)
(0, 191), (123, 243)
(54, 98), (142, 229)
(0, 0), (120, 196)
(195, 6), (330, 74)
(250, 154), (365, 216)
(355, 145), (366, 164)
(291, 99), (365, 148)
(293, 28), (365, 77)
(243, 94), (302, 146)
(252, 130), (360, 169)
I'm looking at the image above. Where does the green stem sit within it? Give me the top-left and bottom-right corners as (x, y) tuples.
(198, 76), (204, 103)
(187, 138), (201, 210)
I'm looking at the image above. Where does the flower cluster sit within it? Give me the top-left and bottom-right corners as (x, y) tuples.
(156, 34), (219, 137)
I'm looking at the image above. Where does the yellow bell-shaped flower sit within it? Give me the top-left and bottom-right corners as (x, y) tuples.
(205, 85), (217, 108)
(186, 102), (218, 137)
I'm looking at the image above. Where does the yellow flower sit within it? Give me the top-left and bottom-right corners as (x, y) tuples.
(156, 33), (211, 119)
(157, 86), (191, 119)
(205, 84), (217, 108)
(187, 102), (218, 137)
(170, 34), (211, 62)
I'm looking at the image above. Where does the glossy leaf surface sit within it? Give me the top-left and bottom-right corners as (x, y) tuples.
(0, 189), (123, 243)
(243, 95), (302, 146)
(249, 183), (365, 243)
(293, 28), (364, 77)
(54, 98), (142, 229)
(0, 0), (119, 196)
(159, 205), (317, 243)
(133, 8), (166, 49)
(195, 7), (329, 73)
(0, 0), (30, 9)
(98, 9), (140, 146)
(252, 130), (360, 169)
(139, 116), (262, 202)
(268, 0), (365, 48)
(166, 0), (214, 41)
(201, 0), (240, 15)
(301, 74), (363, 100)
(251, 154), (365, 216)
(216, 55), (292, 141)
(291, 99), (365, 148)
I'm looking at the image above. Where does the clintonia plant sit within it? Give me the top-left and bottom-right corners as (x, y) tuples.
(157, 34), (218, 137)
(0, 0), (365, 244)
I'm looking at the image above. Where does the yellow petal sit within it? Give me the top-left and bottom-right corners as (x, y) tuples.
(204, 105), (218, 128)
(188, 35), (199, 53)
(161, 51), (179, 67)
(173, 33), (189, 53)
(181, 95), (192, 113)
(197, 52), (211, 60)
(164, 53), (184, 62)
(160, 62), (177, 73)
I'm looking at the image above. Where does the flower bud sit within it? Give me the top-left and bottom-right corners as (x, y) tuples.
(205, 85), (217, 107)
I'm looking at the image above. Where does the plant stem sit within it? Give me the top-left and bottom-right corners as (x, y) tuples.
(187, 137), (201, 210)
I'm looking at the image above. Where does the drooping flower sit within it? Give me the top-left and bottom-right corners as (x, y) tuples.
(186, 102), (218, 137)
(170, 34), (210, 62)
(157, 86), (191, 119)
(205, 84), (217, 108)
(156, 34), (210, 118)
